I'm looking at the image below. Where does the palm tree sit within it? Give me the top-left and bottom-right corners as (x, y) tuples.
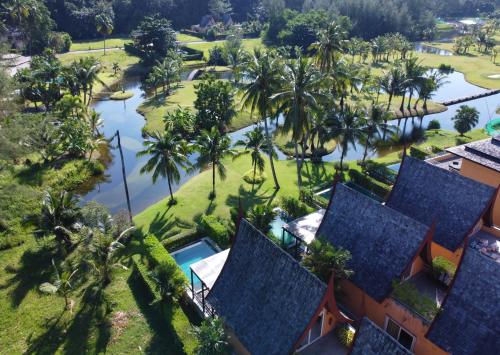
(39, 190), (80, 250)
(247, 204), (277, 235)
(311, 20), (347, 73)
(195, 127), (237, 199)
(239, 48), (281, 190)
(87, 110), (103, 137)
(39, 259), (78, 311)
(234, 127), (274, 186)
(151, 52), (181, 95)
(402, 56), (425, 112)
(329, 105), (366, 172)
(452, 105), (479, 136)
(74, 57), (102, 106)
(193, 317), (229, 355)
(416, 70), (447, 111)
(137, 131), (191, 205)
(95, 14), (114, 55)
(112, 62), (121, 76)
(361, 104), (392, 162)
(225, 46), (247, 84)
(272, 55), (325, 187)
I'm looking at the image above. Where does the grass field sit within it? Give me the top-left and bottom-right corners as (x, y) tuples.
(176, 33), (203, 43)
(417, 43), (499, 89)
(70, 37), (132, 51)
(138, 79), (256, 133)
(186, 38), (263, 59)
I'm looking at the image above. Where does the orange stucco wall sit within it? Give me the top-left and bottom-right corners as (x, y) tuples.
(339, 280), (448, 355)
(431, 242), (463, 266)
(459, 159), (500, 227)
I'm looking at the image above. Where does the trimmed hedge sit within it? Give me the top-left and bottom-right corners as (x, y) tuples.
(410, 146), (427, 160)
(348, 169), (391, 199)
(132, 254), (162, 302)
(199, 215), (230, 247)
(179, 45), (204, 61)
(164, 229), (200, 251)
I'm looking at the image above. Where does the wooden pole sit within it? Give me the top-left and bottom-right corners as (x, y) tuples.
(116, 130), (133, 223)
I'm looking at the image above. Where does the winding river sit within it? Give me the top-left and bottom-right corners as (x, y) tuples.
(82, 71), (499, 214)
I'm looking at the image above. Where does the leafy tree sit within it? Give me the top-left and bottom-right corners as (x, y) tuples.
(195, 127), (237, 199)
(247, 204), (277, 235)
(70, 56), (102, 106)
(163, 107), (195, 139)
(193, 317), (229, 355)
(137, 131), (191, 205)
(150, 50), (182, 95)
(207, 46), (228, 66)
(58, 114), (93, 158)
(131, 15), (177, 63)
(194, 75), (235, 132)
(234, 127), (274, 186)
(39, 259), (78, 311)
(95, 13), (114, 55)
(239, 48), (281, 190)
(150, 261), (186, 302)
(39, 190), (80, 251)
(302, 237), (353, 283)
(452, 105), (479, 136)
(208, 0), (233, 20)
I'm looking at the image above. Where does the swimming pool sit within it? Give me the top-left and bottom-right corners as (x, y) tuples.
(171, 239), (218, 288)
(387, 163), (401, 173)
(270, 212), (296, 247)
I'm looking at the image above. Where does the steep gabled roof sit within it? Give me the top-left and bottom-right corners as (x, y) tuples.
(351, 317), (412, 355)
(386, 156), (496, 251)
(446, 136), (500, 172)
(206, 219), (328, 355)
(317, 183), (430, 302)
(426, 237), (500, 354)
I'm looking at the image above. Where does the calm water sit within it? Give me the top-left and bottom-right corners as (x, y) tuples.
(414, 43), (453, 56)
(171, 240), (217, 289)
(83, 70), (498, 213)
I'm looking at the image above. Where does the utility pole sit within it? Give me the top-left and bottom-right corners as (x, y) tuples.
(115, 130), (133, 223)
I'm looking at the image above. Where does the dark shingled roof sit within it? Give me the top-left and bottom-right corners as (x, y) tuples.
(386, 156), (496, 251)
(351, 317), (412, 355)
(446, 136), (500, 172)
(317, 183), (429, 302)
(207, 219), (327, 355)
(426, 242), (500, 354)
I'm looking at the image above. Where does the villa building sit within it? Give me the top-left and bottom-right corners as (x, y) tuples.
(204, 219), (351, 354)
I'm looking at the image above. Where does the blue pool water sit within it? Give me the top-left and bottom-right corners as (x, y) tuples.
(171, 240), (217, 288)
(270, 215), (296, 247)
(387, 163), (401, 173)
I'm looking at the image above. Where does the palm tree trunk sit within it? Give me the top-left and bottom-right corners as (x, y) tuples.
(387, 93), (393, 110)
(252, 162), (257, 189)
(167, 174), (174, 202)
(263, 115), (280, 190)
(294, 142), (302, 188)
(400, 94), (405, 113)
(407, 90), (413, 110)
(212, 163), (216, 197)
(104, 36), (106, 55)
(413, 97), (420, 110)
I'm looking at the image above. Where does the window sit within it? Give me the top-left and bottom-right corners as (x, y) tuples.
(385, 317), (415, 351)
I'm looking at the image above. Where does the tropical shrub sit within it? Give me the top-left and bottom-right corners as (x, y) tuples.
(427, 120), (441, 130)
(242, 170), (266, 184)
(302, 238), (353, 283)
(48, 32), (72, 53)
(334, 161), (349, 171)
(392, 280), (439, 320)
(336, 324), (355, 347)
(279, 196), (310, 219)
(199, 214), (230, 247)
(348, 169), (391, 198)
(409, 146), (427, 160)
(193, 317), (229, 355)
(432, 256), (456, 280)
(207, 46), (228, 66)
(132, 255), (162, 301)
(247, 204), (277, 235)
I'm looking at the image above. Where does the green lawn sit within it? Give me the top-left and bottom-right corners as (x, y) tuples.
(177, 33), (203, 43)
(186, 38), (264, 59)
(417, 43), (499, 89)
(70, 37), (132, 51)
(138, 79), (257, 133)
(58, 49), (143, 96)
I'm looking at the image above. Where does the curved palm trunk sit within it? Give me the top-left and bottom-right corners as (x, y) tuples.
(407, 90), (413, 110)
(167, 174), (174, 202)
(263, 115), (280, 190)
(294, 142), (302, 187)
(387, 93), (393, 110)
(400, 94), (405, 113)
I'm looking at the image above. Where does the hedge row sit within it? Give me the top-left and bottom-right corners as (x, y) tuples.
(131, 254), (162, 302)
(164, 229), (200, 251)
(410, 146), (428, 160)
(348, 169), (391, 199)
(199, 215), (230, 247)
(179, 45), (204, 61)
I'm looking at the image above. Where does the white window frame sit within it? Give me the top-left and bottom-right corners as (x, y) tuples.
(384, 316), (416, 352)
(296, 309), (325, 351)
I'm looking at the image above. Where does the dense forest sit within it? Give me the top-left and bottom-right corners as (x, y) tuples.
(40, 0), (499, 39)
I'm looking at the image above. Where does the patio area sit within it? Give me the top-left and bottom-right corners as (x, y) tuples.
(283, 209), (325, 258)
(297, 332), (348, 355)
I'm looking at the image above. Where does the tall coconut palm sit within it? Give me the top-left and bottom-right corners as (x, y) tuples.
(329, 105), (366, 172)
(87, 110), (103, 137)
(361, 104), (392, 162)
(234, 127), (274, 186)
(195, 127), (237, 199)
(414, 69), (447, 111)
(151, 52), (182, 95)
(74, 57), (102, 106)
(239, 48), (281, 190)
(311, 20), (347, 73)
(402, 56), (425, 112)
(137, 131), (191, 204)
(272, 56), (325, 187)
(95, 13), (114, 55)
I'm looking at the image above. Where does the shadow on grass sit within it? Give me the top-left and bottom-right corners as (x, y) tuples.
(1, 242), (57, 308)
(225, 184), (279, 211)
(24, 310), (68, 354)
(302, 162), (332, 189)
(128, 270), (189, 354)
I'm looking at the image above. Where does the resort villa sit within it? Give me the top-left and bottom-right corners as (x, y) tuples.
(180, 146), (499, 355)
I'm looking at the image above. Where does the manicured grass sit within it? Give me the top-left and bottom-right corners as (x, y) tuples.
(176, 33), (203, 42)
(70, 37), (132, 51)
(110, 90), (135, 100)
(416, 44), (499, 89)
(138, 79), (257, 133)
(58, 49), (143, 96)
(186, 38), (264, 59)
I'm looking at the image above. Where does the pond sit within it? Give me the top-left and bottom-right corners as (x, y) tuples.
(414, 43), (453, 56)
(83, 69), (498, 214)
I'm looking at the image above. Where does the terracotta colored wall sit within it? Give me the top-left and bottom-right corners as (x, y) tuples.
(431, 242), (462, 266)
(460, 159), (500, 226)
(339, 280), (448, 355)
